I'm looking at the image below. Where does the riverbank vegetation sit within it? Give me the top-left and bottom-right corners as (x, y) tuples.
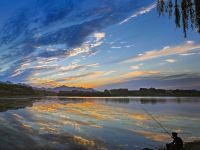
(0, 82), (56, 97)
(0, 98), (36, 112)
(58, 88), (200, 97)
(1, 82), (200, 97)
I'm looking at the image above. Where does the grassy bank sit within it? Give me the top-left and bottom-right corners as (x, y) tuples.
(158, 141), (200, 150)
(0, 98), (37, 112)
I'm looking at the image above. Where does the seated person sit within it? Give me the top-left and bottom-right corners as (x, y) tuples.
(166, 132), (183, 150)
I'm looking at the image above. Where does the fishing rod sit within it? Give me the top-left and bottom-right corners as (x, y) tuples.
(138, 102), (171, 137)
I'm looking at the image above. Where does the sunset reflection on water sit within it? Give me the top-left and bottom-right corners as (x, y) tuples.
(0, 97), (200, 150)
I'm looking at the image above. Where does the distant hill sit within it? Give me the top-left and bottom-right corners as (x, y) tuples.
(0, 81), (95, 97)
(0, 82), (56, 97)
(52, 85), (95, 93)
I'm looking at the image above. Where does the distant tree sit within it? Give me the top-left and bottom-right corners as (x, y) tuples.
(0, 82), (56, 96)
(157, 0), (200, 37)
(104, 89), (111, 96)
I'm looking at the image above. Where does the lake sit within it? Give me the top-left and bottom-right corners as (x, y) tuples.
(0, 97), (200, 150)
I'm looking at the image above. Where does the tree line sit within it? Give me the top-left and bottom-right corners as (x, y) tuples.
(1, 82), (200, 97)
(58, 88), (200, 97)
(0, 82), (56, 97)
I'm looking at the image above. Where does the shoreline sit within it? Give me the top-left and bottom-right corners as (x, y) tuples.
(1, 95), (200, 98)
(157, 141), (200, 150)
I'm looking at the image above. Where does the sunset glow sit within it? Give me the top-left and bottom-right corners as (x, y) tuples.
(0, 0), (199, 90)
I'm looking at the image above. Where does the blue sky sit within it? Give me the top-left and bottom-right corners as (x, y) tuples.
(0, 0), (200, 90)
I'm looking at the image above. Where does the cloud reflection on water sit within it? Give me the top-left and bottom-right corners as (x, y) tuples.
(0, 97), (200, 149)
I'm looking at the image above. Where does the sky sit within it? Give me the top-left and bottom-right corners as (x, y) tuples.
(0, 0), (200, 90)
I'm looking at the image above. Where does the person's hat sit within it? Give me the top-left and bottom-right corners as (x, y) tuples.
(172, 132), (178, 137)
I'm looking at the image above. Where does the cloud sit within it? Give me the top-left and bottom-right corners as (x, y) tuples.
(111, 46), (122, 49)
(27, 69), (160, 88)
(5, 31), (104, 80)
(98, 72), (200, 90)
(120, 3), (156, 24)
(123, 41), (200, 63)
(30, 32), (105, 59)
(110, 42), (134, 49)
(11, 59), (32, 77)
(165, 59), (176, 63)
(88, 70), (160, 88)
(187, 40), (194, 44)
(130, 65), (139, 70)
(124, 44), (135, 48)
(1, 0), (153, 83)
(28, 71), (106, 87)
(87, 70), (160, 88)
(179, 53), (197, 56)
(93, 32), (105, 41)
(31, 62), (99, 80)
(121, 70), (160, 79)
(59, 63), (99, 73)
(27, 78), (61, 87)
(10, 57), (60, 78)
(62, 71), (104, 81)
(67, 32), (105, 57)
(130, 63), (143, 70)
(59, 70), (115, 83)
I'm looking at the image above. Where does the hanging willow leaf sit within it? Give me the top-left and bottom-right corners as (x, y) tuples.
(157, 0), (200, 37)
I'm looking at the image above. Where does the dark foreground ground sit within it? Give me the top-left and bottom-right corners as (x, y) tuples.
(183, 141), (200, 150)
(157, 141), (200, 150)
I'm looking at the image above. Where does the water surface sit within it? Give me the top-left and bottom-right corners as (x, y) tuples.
(0, 97), (200, 150)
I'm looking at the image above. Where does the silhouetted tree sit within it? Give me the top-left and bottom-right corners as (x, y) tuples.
(0, 82), (56, 96)
(157, 0), (200, 37)
(175, 0), (181, 28)
(195, 0), (200, 32)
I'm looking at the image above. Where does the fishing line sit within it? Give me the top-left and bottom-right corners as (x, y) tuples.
(136, 101), (171, 137)
(137, 100), (193, 145)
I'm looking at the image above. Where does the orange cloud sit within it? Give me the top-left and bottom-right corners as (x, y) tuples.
(123, 41), (200, 63)
(27, 78), (61, 87)
(67, 70), (160, 88)
(122, 70), (159, 79)
(27, 70), (159, 88)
